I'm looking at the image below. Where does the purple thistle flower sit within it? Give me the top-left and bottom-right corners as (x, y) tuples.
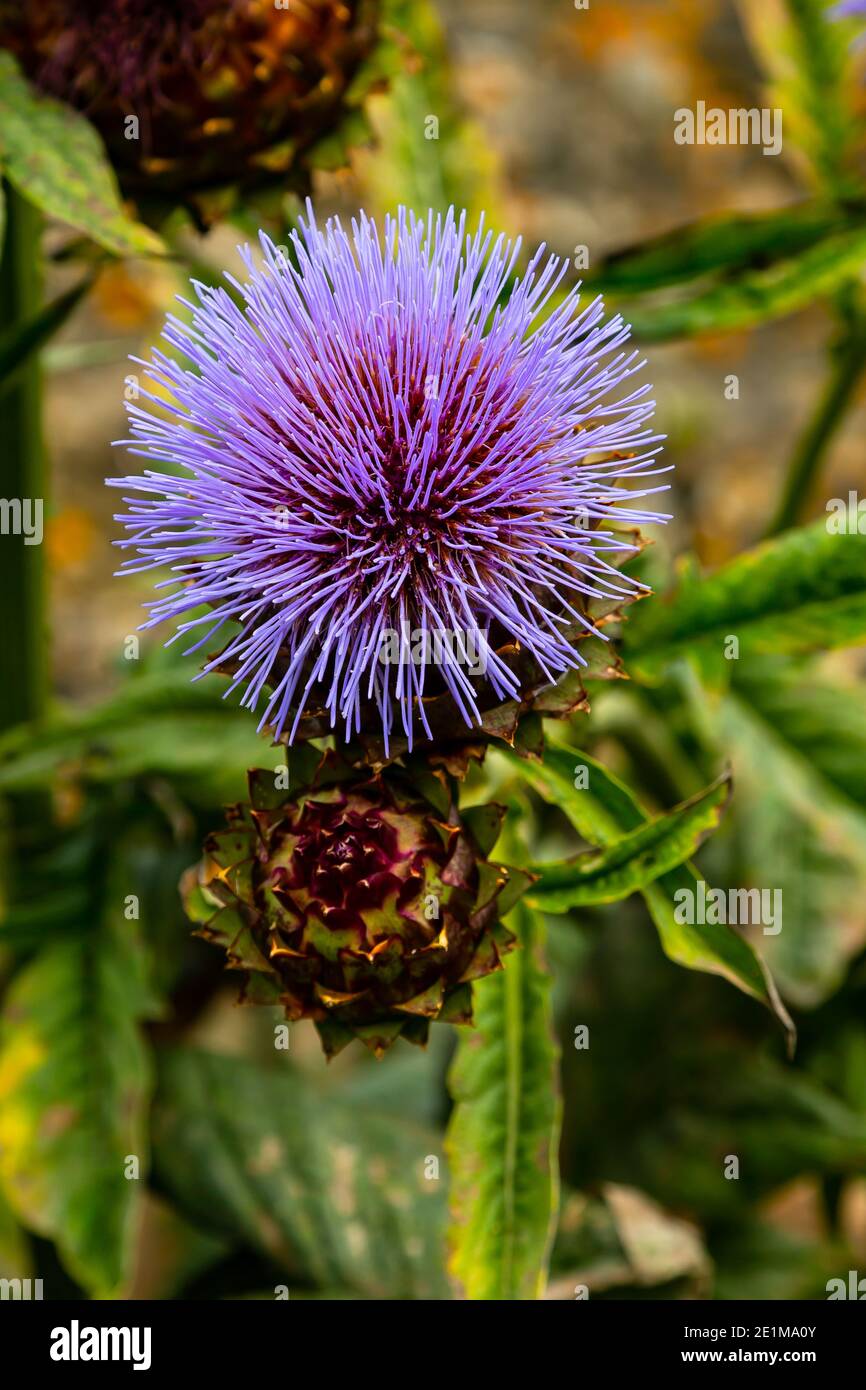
(108, 204), (668, 752)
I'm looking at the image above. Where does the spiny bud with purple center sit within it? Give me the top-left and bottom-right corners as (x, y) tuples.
(108, 203), (669, 755)
(181, 747), (530, 1058)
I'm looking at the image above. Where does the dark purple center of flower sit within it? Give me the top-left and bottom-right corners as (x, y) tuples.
(8, 0), (236, 107)
(289, 802), (400, 909)
(258, 793), (443, 953)
(318, 353), (522, 590)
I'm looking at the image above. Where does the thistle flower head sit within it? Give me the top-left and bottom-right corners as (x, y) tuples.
(109, 204), (667, 753)
(0, 1), (378, 197)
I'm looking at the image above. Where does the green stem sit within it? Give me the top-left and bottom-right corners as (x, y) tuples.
(0, 182), (47, 731)
(763, 313), (866, 539)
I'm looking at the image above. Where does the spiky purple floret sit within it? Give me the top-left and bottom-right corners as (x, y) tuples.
(108, 204), (668, 751)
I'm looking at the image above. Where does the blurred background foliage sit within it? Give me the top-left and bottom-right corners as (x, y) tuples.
(1, 0), (866, 1300)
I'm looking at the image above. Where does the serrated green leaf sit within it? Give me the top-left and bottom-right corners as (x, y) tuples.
(626, 521), (866, 679)
(0, 908), (154, 1294)
(618, 225), (866, 341)
(0, 53), (162, 257)
(501, 744), (792, 1042)
(721, 660), (866, 1005)
(446, 896), (560, 1300)
(590, 201), (856, 294)
(527, 774), (731, 911)
(151, 1047), (450, 1300)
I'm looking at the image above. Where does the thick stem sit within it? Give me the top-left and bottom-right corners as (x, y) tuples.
(0, 182), (47, 731)
(763, 313), (866, 539)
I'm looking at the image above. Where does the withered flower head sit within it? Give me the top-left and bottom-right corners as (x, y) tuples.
(182, 748), (531, 1057)
(0, 0), (379, 207)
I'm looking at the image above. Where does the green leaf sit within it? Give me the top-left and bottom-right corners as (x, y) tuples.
(641, 1049), (866, 1218)
(500, 744), (793, 1043)
(0, 885), (91, 950)
(589, 201), (857, 294)
(618, 225), (866, 341)
(721, 660), (866, 1005)
(0, 276), (92, 393)
(151, 1047), (450, 1300)
(0, 669), (273, 801)
(446, 896), (561, 1300)
(0, 53), (162, 257)
(626, 521), (866, 680)
(549, 1185), (711, 1299)
(527, 773), (731, 911)
(713, 1224), (850, 1303)
(0, 898), (154, 1294)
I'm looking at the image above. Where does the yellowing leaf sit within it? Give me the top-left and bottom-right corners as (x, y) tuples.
(0, 53), (163, 257)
